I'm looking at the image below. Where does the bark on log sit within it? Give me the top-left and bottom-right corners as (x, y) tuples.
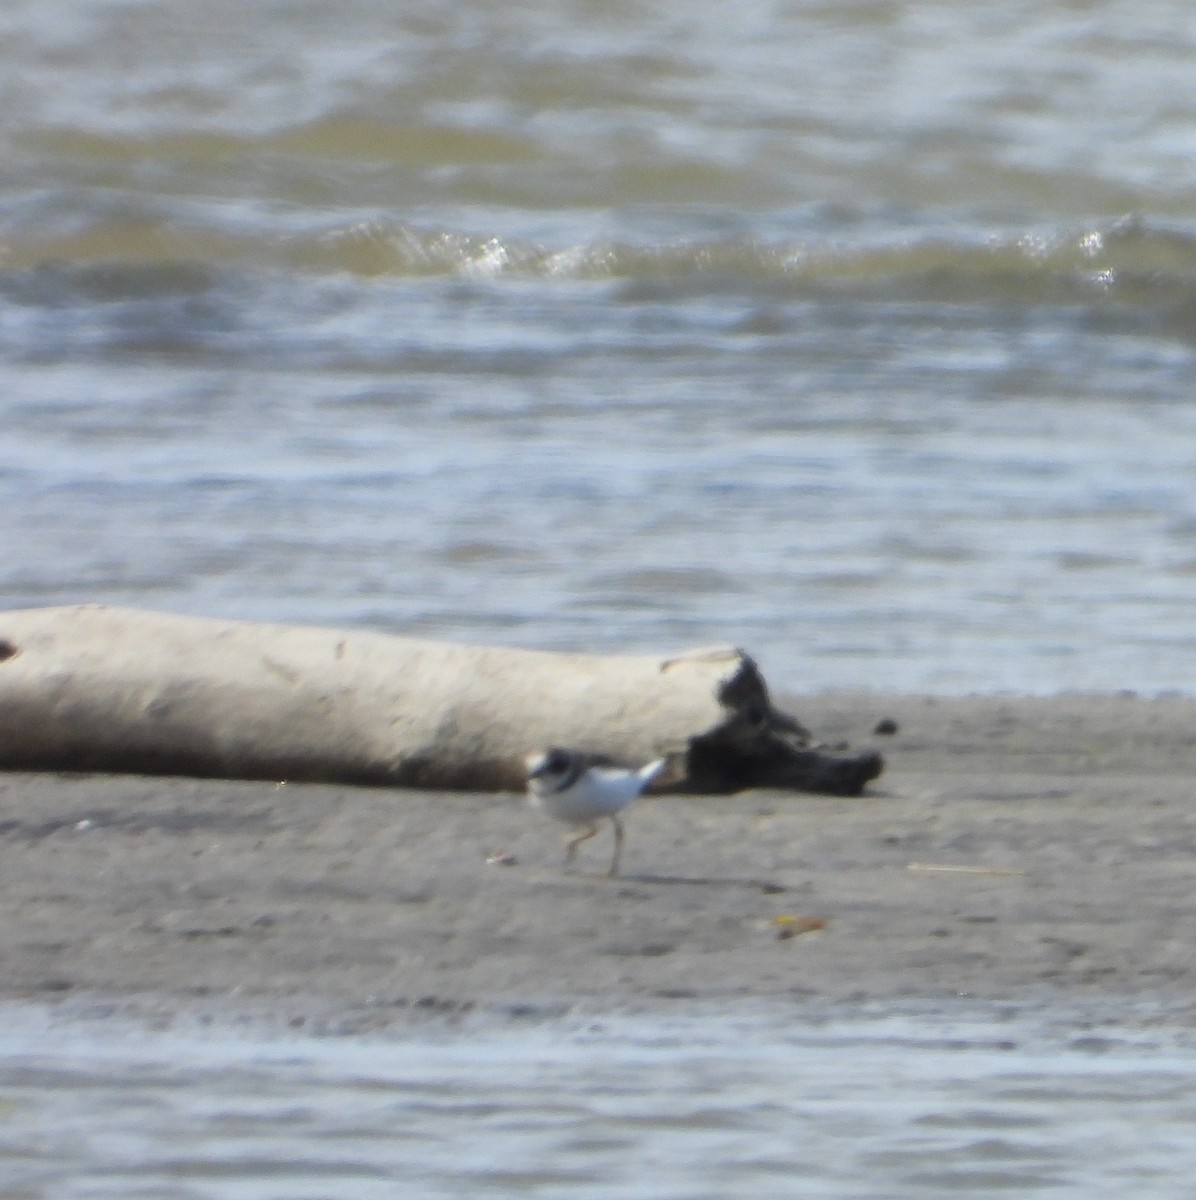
(0, 605), (882, 795)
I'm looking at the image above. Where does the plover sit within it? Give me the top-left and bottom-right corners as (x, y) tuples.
(525, 747), (669, 877)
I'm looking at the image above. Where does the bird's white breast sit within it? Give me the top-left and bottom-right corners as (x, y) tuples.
(531, 767), (645, 825)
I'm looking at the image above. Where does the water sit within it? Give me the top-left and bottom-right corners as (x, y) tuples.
(4, 0), (1196, 694)
(3, 1002), (1196, 1199)
(5, 8), (1196, 1188)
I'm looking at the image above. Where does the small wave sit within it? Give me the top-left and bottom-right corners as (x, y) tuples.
(5, 210), (1196, 315)
(290, 214), (1196, 307)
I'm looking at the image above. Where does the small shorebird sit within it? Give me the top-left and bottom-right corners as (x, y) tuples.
(525, 748), (669, 877)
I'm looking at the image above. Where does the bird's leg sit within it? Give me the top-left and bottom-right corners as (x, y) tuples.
(565, 823), (598, 864)
(607, 815), (625, 878)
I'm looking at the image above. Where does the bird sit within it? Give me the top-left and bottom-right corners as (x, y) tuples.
(525, 747), (670, 877)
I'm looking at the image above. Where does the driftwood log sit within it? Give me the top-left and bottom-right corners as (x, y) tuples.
(0, 605), (882, 795)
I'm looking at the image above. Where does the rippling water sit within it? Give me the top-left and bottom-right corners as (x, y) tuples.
(5, 5), (1196, 1185)
(5, 1), (1196, 692)
(4, 1002), (1196, 1199)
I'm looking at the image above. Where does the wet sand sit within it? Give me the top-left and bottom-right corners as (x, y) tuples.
(3, 692), (1196, 1027)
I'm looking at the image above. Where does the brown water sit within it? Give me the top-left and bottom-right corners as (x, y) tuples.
(4, 0), (1196, 693)
(6, 7), (1196, 1188)
(3, 1000), (1196, 1198)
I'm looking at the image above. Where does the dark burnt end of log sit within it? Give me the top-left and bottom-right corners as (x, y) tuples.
(676, 652), (883, 797)
(683, 732), (884, 795)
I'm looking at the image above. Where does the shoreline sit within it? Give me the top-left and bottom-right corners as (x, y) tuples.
(3, 691), (1196, 1029)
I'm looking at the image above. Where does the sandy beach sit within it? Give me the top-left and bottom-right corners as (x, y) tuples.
(3, 691), (1196, 1028)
